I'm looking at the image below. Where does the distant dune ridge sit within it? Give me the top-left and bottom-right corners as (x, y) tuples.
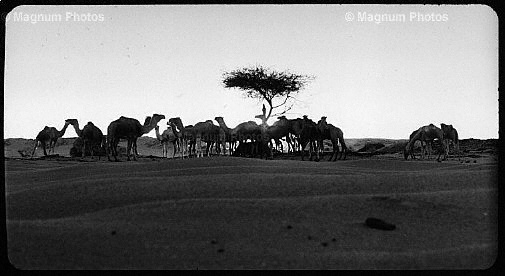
(4, 136), (498, 158)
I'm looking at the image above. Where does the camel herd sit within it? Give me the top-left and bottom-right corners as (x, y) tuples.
(30, 113), (460, 162)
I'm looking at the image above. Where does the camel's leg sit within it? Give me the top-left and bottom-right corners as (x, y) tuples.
(82, 140), (87, 158)
(42, 142), (48, 156)
(341, 141), (347, 160)
(31, 141), (39, 157)
(126, 140), (132, 161)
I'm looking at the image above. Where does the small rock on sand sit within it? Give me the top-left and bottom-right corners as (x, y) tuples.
(365, 217), (396, 231)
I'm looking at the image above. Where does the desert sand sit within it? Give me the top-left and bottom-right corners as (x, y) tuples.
(4, 141), (498, 269)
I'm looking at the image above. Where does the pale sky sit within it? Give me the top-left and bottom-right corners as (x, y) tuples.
(4, 5), (498, 139)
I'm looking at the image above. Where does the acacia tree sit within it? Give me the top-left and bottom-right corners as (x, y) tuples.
(222, 65), (313, 125)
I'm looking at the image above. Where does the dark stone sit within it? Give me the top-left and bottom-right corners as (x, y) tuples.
(286, 225), (293, 229)
(365, 217), (396, 231)
(211, 240), (218, 244)
(217, 249), (225, 253)
(111, 230), (116, 235)
(321, 242), (328, 247)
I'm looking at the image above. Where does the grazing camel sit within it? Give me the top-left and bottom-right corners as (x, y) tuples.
(404, 124), (447, 161)
(299, 115), (320, 161)
(66, 119), (104, 159)
(406, 128), (433, 160)
(214, 116), (236, 155)
(106, 114), (165, 161)
(31, 121), (70, 157)
(316, 116), (348, 161)
(441, 123), (460, 159)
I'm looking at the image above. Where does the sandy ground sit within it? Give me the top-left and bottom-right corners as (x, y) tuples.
(5, 153), (498, 269)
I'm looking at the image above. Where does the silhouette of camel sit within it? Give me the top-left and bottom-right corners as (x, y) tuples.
(254, 114), (293, 156)
(66, 119), (104, 159)
(31, 121), (70, 157)
(106, 114), (165, 161)
(406, 128), (432, 160)
(230, 121), (262, 157)
(155, 125), (170, 158)
(404, 124), (447, 161)
(191, 120), (223, 156)
(441, 123), (460, 159)
(316, 116), (348, 161)
(299, 115), (320, 161)
(169, 117), (193, 158)
(215, 116), (235, 155)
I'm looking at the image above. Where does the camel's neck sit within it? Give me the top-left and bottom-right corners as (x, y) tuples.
(216, 120), (231, 132)
(142, 124), (157, 135)
(71, 123), (82, 137)
(170, 123), (179, 135)
(174, 121), (185, 133)
(58, 123), (70, 138)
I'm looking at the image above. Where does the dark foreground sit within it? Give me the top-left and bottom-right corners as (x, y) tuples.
(5, 155), (498, 269)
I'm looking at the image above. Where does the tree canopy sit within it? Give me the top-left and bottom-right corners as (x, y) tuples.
(222, 65), (313, 124)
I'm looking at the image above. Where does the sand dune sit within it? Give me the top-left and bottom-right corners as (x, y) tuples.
(5, 154), (497, 269)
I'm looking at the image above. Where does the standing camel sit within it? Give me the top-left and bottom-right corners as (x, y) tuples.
(299, 115), (320, 161)
(66, 119), (104, 159)
(441, 123), (460, 159)
(254, 114), (292, 156)
(31, 121), (70, 157)
(230, 121), (262, 157)
(404, 124), (447, 161)
(169, 117), (193, 159)
(155, 125), (170, 158)
(214, 116), (236, 155)
(316, 116), (348, 161)
(106, 114), (165, 161)
(288, 117), (304, 153)
(191, 120), (222, 157)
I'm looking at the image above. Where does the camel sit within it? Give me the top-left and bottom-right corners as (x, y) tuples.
(66, 119), (104, 159)
(155, 123), (180, 158)
(276, 116), (297, 153)
(31, 121), (70, 157)
(191, 120), (223, 156)
(106, 114), (165, 161)
(155, 125), (169, 158)
(167, 121), (181, 157)
(316, 116), (348, 161)
(230, 121), (262, 156)
(441, 123), (460, 159)
(404, 124), (447, 161)
(288, 117), (305, 152)
(214, 116), (236, 155)
(169, 117), (193, 159)
(406, 128), (433, 160)
(254, 114), (293, 156)
(299, 115), (320, 161)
